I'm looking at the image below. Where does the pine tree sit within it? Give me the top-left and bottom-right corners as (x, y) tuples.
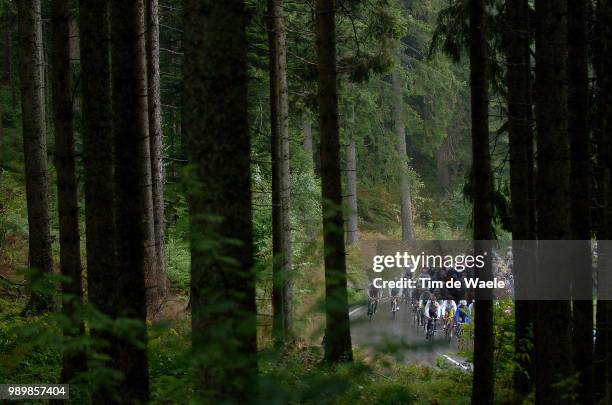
(184, 0), (257, 400)
(17, 0), (53, 315)
(110, 0), (151, 401)
(316, 0), (353, 363)
(469, 0), (494, 402)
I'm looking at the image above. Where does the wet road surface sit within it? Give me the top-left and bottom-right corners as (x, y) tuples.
(350, 301), (466, 366)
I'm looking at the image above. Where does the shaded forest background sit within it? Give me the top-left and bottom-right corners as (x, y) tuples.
(0, 0), (610, 404)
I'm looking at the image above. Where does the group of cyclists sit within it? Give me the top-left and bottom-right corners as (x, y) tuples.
(416, 294), (472, 341)
(366, 268), (474, 342)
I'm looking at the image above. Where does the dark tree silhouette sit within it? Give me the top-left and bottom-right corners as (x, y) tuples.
(110, 0), (151, 401)
(469, 0), (494, 403)
(79, 0), (116, 401)
(505, 0), (536, 395)
(316, 0), (353, 363)
(51, 0), (86, 383)
(567, 0), (594, 402)
(184, 0), (257, 400)
(534, 0), (572, 402)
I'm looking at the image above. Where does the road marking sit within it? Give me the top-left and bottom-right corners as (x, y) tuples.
(442, 355), (472, 372)
(349, 306), (363, 317)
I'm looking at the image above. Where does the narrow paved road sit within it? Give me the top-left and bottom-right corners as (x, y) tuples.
(350, 301), (465, 366)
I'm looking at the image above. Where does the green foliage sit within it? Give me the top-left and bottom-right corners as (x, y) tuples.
(165, 231), (190, 292)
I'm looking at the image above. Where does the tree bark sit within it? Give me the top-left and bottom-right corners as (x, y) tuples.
(505, 0), (536, 396)
(146, 0), (167, 303)
(315, 0), (353, 363)
(128, 0), (159, 320)
(110, 0), (150, 402)
(392, 71), (415, 241)
(303, 111), (313, 164)
(184, 0), (257, 400)
(534, 0), (572, 402)
(469, 0), (494, 403)
(268, 0), (293, 346)
(599, 0), (612, 398)
(567, 0), (594, 403)
(79, 0), (116, 402)
(592, 0), (609, 392)
(51, 0), (86, 384)
(17, 0), (54, 315)
(345, 136), (358, 246)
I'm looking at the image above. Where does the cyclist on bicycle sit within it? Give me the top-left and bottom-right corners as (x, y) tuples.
(441, 298), (456, 332)
(441, 298), (457, 316)
(424, 295), (441, 334)
(455, 300), (471, 325)
(389, 284), (401, 313)
(366, 282), (381, 316)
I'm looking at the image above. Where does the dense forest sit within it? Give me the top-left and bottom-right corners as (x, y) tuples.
(0, 0), (610, 403)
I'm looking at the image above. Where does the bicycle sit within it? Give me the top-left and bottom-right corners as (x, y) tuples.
(367, 298), (378, 321)
(390, 297), (399, 319)
(426, 317), (438, 340)
(412, 303), (419, 325)
(455, 321), (469, 349)
(443, 317), (454, 342)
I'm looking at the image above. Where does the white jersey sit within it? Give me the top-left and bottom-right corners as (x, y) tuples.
(441, 300), (457, 314)
(424, 300), (441, 318)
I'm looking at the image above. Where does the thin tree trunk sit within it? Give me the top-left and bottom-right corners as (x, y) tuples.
(184, 0), (257, 400)
(51, 0), (86, 384)
(268, 0), (293, 345)
(567, 0), (594, 403)
(132, 3), (158, 320)
(594, 1), (612, 400)
(592, 3), (609, 397)
(600, 0), (612, 397)
(345, 136), (358, 246)
(316, 0), (353, 363)
(79, 0), (116, 402)
(469, 0), (494, 403)
(534, 0), (572, 402)
(17, 0), (53, 315)
(392, 71), (415, 241)
(505, 0), (536, 396)
(303, 111), (313, 164)
(110, 0), (150, 402)
(146, 0), (167, 302)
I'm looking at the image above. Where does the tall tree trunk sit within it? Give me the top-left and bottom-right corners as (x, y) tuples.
(315, 0), (353, 363)
(79, 0), (116, 402)
(17, 0), (53, 315)
(130, 1), (158, 320)
(594, 1), (612, 399)
(51, 0), (86, 384)
(345, 135), (358, 246)
(534, 0), (572, 402)
(505, 0), (536, 396)
(184, 0), (257, 401)
(268, 0), (293, 346)
(146, 0), (167, 302)
(599, 0), (612, 397)
(567, 0), (594, 403)
(469, 0), (494, 403)
(593, 0), (609, 396)
(110, 0), (150, 402)
(392, 71), (415, 241)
